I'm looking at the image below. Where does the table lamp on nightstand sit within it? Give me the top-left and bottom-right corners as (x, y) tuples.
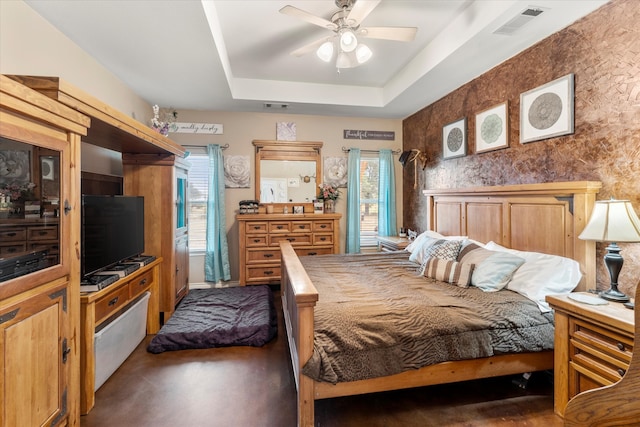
(579, 199), (640, 302)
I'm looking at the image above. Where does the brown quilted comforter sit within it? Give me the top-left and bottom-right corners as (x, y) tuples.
(298, 251), (554, 384)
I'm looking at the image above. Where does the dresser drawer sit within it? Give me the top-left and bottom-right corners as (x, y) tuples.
(246, 265), (281, 281)
(291, 221), (312, 232)
(295, 247), (334, 257)
(269, 233), (312, 246)
(247, 248), (280, 264)
(129, 270), (154, 299)
(313, 233), (333, 245)
(312, 221), (334, 232)
(246, 222), (268, 234)
(94, 286), (130, 324)
(269, 222), (291, 233)
(0, 227), (26, 242)
(27, 225), (58, 241)
(246, 235), (268, 247)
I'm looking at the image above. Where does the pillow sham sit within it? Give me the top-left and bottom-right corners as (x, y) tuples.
(457, 243), (525, 292)
(417, 239), (463, 275)
(423, 258), (475, 288)
(484, 241), (582, 312)
(405, 230), (467, 253)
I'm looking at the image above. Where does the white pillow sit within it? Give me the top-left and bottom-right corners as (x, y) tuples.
(407, 231), (467, 264)
(484, 241), (582, 312)
(457, 243), (525, 292)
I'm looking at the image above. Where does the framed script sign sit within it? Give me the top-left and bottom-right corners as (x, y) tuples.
(520, 74), (574, 143)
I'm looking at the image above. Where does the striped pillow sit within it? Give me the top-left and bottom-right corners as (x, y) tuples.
(424, 258), (475, 288)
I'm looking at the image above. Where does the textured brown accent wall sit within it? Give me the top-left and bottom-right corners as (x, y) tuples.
(402, 0), (640, 295)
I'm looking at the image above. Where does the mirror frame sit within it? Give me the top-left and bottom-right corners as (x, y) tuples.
(253, 140), (322, 207)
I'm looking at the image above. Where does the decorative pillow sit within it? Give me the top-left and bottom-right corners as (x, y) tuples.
(457, 243), (525, 292)
(417, 239), (463, 275)
(408, 236), (439, 264)
(423, 258), (476, 288)
(484, 241), (582, 312)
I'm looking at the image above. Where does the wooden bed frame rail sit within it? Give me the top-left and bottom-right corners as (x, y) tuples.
(280, 181), (602, 427)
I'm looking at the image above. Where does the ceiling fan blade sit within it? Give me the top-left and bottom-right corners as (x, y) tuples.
(358, 26), (418, 42)
(280, 5), (337, 31)
(291, 35), (334, 57)
(345, 0), (381, 27)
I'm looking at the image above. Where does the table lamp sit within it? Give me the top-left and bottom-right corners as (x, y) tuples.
(579, 199), (640, 302)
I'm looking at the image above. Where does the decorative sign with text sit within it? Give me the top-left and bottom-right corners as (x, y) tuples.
(343, 129), (395, 140)
(170, 122), (223, 134)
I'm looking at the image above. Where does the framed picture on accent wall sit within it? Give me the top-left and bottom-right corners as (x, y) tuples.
(520, 73), (574, 144)
(476, 102), (509, 153)
(442, 117), (467, 159)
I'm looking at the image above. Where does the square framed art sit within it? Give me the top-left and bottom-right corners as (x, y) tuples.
(442, 117), (467, 159)
(475, 102), (508, 153)
(520, 73), (574, 144)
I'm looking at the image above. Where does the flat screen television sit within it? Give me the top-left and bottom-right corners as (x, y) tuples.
(81, 195), (145, 278)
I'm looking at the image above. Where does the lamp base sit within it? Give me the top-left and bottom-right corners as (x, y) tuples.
(599, 287), (630, 303)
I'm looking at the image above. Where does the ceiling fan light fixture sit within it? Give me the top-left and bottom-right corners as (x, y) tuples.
(336, 51), (351, 69)
(355, 43), (372, 64)
(316, 41), (334, 62)
(339, 29), (358, 52)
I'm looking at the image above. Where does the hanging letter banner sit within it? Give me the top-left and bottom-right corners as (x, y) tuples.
(343, 130), (395, 140)
(170, 122), (224, 134)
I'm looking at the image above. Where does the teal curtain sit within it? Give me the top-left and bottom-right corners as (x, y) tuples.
(346, 148), (361, 253)
(205, 144), (231, 282)
(377, 149), (397, 236)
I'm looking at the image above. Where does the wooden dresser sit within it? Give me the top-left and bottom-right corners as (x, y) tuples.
(546, 293), (634, 417)
(237, 213), (341, 285)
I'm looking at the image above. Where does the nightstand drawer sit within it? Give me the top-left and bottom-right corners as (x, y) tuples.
(571, 318), (633, 364)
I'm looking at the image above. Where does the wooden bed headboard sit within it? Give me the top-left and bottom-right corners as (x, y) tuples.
(423, 181), (602, 292)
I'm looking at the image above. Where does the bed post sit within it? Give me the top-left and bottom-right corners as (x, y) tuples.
(280, 242), (318, 427)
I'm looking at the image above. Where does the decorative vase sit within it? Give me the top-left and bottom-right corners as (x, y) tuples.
(323, 199), (334, 213)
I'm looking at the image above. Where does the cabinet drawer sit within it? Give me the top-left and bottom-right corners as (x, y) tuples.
(129, 270), (154, 299)
(269, 222), (291, 233)
(0, 243), (27, 255)
(94, 286), (130, 324)
(313, 233), (333, 245)
(28, 242), (59, 254)
(0, 227), (26, 241)
(312, 221), (334, 232)
(246, 235), (268, 247)
(246, 222), (268, 234)
(569, 360), (615, 397)
(27, 226), (58, 241)
(246, 265), (281, 281)
(269, 234), (312, 246)
(247, 248), (280, 264)
(295, 247), (334, 257)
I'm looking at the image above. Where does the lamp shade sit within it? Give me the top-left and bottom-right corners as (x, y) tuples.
(340, 29), (358, 52)
(579, 199), (640, 242)
(316, 41), (334, 62)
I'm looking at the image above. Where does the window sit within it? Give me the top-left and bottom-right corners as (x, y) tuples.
(187, 153), (209, 252)
(359, 156), (379, 247)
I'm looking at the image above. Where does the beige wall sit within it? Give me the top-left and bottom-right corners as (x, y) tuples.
(1, 0), (403, 284)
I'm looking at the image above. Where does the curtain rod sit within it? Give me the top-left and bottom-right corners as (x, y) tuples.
(182, 143), (229, 150)
(342, 147), (401, 154)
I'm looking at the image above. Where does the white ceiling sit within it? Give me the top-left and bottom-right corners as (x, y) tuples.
(24, 0), (607, 119)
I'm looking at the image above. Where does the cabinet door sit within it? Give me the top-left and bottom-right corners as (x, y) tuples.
(1, 282), (69, 427)
(175, 234), (189, 304)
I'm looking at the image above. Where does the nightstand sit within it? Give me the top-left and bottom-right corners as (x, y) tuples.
(376, 236), (410, 252)
(546, 293), (635, 417)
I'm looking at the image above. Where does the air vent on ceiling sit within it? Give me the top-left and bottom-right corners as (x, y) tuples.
(493, 6), (546, 36)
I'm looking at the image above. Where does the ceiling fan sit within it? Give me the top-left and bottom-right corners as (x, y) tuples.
(280, 0), (417, 69)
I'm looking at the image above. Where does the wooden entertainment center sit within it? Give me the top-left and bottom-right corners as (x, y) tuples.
(1, 74), (189, 423)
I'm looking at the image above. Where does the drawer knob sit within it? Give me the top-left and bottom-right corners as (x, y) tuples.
(108, 296), (119, 306)
(617, 368), (626, 377)
(320, 225), (327, 228)
(277, 225), (283, 229)
(139, 279), (147, 286)
(617, 343), (626, 351)
(39, 231), (48, 236)
(264, 253), (274, 258)
(253, 226), (260, 230)
(7, 232), (16, 237)
(299, 225), (306, 229)
(253, 239), (260, 243)
(287, 238), (295, 242)
(308, 252), (317, 256)
(264, 270), (274, 275)
(320, 237), (327, 241)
